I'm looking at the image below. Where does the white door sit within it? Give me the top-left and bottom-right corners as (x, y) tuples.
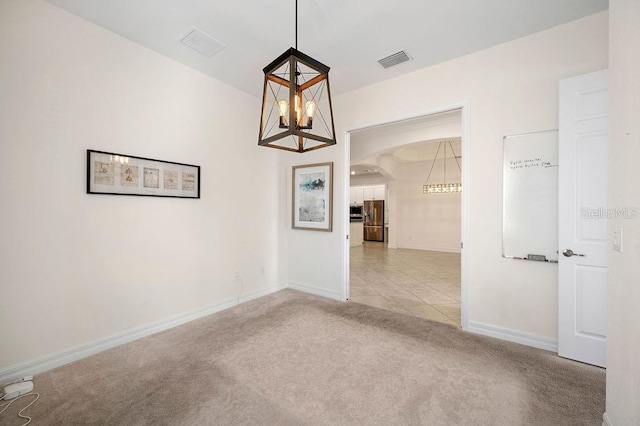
(558, 69), (608, 367)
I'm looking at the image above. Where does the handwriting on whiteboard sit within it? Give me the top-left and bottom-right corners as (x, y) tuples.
(509, 158), (558, 170)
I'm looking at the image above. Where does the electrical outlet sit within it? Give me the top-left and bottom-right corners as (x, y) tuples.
(613, 228), (623, 252)
(261, 267), (265, 275)
(234, 271), (241, 281)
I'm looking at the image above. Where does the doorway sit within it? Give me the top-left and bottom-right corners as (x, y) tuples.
(342, 103), (470, 329)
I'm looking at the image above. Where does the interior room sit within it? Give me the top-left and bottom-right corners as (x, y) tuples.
(1, 0), (639, 425)
(348, 113), (463, 326)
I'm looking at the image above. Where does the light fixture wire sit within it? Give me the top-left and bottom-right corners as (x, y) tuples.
(424, 143), (443, 184)
(424, 140), (462, 188)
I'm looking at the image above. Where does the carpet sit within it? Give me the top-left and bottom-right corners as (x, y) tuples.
(3, 289), (605, 425)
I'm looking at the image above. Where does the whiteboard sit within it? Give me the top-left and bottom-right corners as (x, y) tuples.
(502, 130), (559, 262)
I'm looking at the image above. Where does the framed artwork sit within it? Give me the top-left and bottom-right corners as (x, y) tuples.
(87, 149), (200, 198)
(292, 162), (333, 231)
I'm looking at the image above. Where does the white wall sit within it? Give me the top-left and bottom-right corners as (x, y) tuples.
(0, 0), (284, 373)
(286, 12), (608, 339)
(350, 174), (387, 186)
(606, 0), (640, 424)
(396, 159), (461, 252)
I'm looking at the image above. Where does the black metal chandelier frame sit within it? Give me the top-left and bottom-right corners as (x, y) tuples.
(258, 0), (336, 153)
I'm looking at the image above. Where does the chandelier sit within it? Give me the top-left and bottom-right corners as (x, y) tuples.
(423, 141), (462, 194)
(258, 0), (336, 153)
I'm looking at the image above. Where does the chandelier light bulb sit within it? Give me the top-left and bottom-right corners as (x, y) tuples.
(278, 100), (288, 127)
(305, 101), (316, 127)
(294, 94), (302, 125)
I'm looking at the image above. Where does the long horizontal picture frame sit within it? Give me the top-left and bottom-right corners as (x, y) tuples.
(87, 149), (200, 199)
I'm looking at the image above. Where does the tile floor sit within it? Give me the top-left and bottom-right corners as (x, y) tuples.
(349, 242), (461, 326)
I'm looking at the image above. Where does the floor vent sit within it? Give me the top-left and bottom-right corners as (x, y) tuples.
(180, 27), (226, 58)
(378, 50), (411, 68)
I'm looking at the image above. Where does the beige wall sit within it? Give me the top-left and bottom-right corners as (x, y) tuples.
(396, 159), (462, 253)
(285, 12), (609, 340)
(0, 0), (284, 373)
(606, 0), (640, 424)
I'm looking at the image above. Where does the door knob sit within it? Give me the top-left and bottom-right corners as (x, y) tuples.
(562, 249), (586, 257)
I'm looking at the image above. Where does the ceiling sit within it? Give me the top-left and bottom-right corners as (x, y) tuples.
(350, 109), (461, 146)
(45, 0), (608, 98)
(350, 138), (462, 179)
(350, 109), (462, 181)
(351, 164), (380, 176)
(391, 139), (462, 163)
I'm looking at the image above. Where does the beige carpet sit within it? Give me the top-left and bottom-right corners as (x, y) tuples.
(4, 289), (604, 425)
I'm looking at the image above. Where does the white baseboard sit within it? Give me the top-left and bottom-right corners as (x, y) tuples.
(0, 284), (287, 384)
(466, 321), (558, 352)
(602, 412), (613, 426)
(397, 244), (461, 254)
(288, 282), (343, 301)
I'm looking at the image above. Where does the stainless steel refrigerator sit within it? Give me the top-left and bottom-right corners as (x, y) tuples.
(363, 200), (384, 242)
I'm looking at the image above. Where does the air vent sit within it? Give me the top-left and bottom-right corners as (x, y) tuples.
(180, 27), (226, 58)
(378, 50), (411, 69)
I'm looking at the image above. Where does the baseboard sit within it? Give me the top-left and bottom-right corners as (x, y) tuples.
(238, 285), (287, 304)
(0, 284), (287, 384)
(466, 321), (558, 352)
(288, 282), (343, 301)
(397, 244), (461, 254)
(602, 412), (613, 426)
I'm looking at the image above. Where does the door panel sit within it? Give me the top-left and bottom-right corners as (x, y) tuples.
(576, 89), (607, 120)
(577, 132), (608, 241)
(575, 265), (607, 338)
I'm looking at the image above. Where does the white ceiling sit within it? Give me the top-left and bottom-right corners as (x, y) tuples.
(350, 138), (462, 177)
(391, 138), (462, 163)
(351, 164), (380, 176)
(45, 0), (608, 97)
(350, 109), (461, 146)
(350, 109), (462, 180)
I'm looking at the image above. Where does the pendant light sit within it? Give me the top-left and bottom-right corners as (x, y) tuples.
(423, 141), (462, 194)
(258, 0), (336, 153)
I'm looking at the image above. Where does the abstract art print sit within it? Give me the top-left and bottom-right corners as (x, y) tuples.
(292, 162), (333, 231)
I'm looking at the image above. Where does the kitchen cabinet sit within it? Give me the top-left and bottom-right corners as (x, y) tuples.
(350, 185), (385, 203)
(373, 185), (385, 200)
(362, 186), (374, 201)
(350, 187), (364, 205)
(363, 185), (385, 201)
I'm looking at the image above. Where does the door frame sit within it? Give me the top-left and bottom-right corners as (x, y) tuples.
(341, 101), (471, 330)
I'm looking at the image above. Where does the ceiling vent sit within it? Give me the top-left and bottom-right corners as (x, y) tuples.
(180, 27), (226, 58)
(378, 50), (411, 69)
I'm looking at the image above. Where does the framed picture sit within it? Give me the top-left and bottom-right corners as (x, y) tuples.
(87, 149), (200, 198)
(292, 162), (333, 231)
